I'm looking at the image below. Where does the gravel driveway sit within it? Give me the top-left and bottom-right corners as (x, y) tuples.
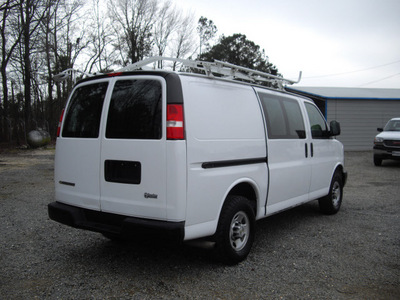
(0, 148), (399, 299)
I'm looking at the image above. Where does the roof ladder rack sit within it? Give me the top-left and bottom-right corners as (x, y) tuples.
(53, 57), (301, 89)
(53, 68), (94, 84)
(117, 56), (302, 89)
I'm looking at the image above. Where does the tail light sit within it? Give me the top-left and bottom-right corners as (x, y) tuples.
(57, 109), (65, 137)
(167, 104), (184, 140)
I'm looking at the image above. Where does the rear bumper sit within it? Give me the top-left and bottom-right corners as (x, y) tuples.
(48, 202), (185, 241)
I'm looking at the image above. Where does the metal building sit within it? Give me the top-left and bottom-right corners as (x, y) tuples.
(286, 87), (400, 150)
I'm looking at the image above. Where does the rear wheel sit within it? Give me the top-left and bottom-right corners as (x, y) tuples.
(319, 171), (343, 215)
(215, 196), (255, 264)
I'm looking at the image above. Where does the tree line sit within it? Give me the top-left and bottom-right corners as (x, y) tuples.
(0, 0), (278, 146)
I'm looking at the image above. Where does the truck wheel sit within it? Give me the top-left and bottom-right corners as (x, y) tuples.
(215, 196), (255, 264)
(319, 171), (343, 215)
(101, 232), (125, 242)
(373, 155), (382, 166)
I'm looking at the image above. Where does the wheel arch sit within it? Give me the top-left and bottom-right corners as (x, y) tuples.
(223, 180), (259, 217)
(333, 163), (347, 187)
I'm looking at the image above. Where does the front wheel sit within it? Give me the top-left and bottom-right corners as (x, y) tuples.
(215, 196), (255, 264)
(319, 171), (343, 215)
(374, 155), (382, 166)
(101, 232), (126, 242)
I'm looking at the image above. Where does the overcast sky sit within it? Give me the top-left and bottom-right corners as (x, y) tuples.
(174, 0), (400, 89)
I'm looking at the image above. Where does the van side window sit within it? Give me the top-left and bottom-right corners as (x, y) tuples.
(62, 82), (108, 138)
(106, 80), (162, 139)
(305, 103), (329, 139)
(258, 93), (305, 139)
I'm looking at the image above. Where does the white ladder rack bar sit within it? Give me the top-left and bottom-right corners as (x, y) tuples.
(117, 56), (302, 87)
(53, 68), (94, 84)
(117, 56), (195, 72)
(213, 59), (302, 85)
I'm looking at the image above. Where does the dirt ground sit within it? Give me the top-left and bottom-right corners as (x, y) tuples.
(0, 148), (399, 299)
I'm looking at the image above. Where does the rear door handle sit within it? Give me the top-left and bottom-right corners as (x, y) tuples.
(311, 143), (314, 157)
(305, 143), (308, 158)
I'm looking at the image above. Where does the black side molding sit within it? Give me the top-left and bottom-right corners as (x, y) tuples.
(202, 157), (267, 169)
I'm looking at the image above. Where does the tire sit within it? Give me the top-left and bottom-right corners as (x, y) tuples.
(215, 195), (255, 264)
(319, 171), (343, 215)
(374, 155), (382, 166)
(101, 232), (126, 242)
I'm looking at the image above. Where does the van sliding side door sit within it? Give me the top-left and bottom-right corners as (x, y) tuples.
(256, 90), (311, 214)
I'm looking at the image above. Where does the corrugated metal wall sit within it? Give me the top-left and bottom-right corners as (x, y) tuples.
(327, 99), (400, 151)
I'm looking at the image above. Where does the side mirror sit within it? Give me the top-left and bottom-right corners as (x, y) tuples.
(377, 128), (383, 132)
(330, 120), (341, 136)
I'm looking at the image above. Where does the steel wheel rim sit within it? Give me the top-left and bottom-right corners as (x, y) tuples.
(332, 181), (341, 207)
(230, 211), (250, 251)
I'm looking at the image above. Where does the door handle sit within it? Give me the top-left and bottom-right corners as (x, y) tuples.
(305, 143), (308, 158)
(311, 143), (314, 157)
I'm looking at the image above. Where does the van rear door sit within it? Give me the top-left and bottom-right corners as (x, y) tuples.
(55, 80), (109, 210)
(99, 76), (168, 220)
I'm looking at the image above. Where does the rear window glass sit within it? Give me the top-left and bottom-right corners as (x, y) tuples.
(283, 100), (306, 139)
(258, 93), (305, 139)
(106, 80), (162, 139)
(62, 82), (108, 138)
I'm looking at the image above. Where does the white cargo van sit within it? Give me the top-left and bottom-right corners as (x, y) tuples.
(48, 57), (347, 264)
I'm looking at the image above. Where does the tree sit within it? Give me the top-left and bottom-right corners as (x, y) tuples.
(171, 12), (195, 71)
(108, 0), (158, 65)
(199, 33), (279, 75)
(1, 0), (23, 141)
(153, 0), (179, 68)
(84, 0), (116, 74)
(17, 0), (50, 131)
(196, 16), (217, 56)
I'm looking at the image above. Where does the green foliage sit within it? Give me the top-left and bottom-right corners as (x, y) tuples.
(199, 33), (279, 75)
